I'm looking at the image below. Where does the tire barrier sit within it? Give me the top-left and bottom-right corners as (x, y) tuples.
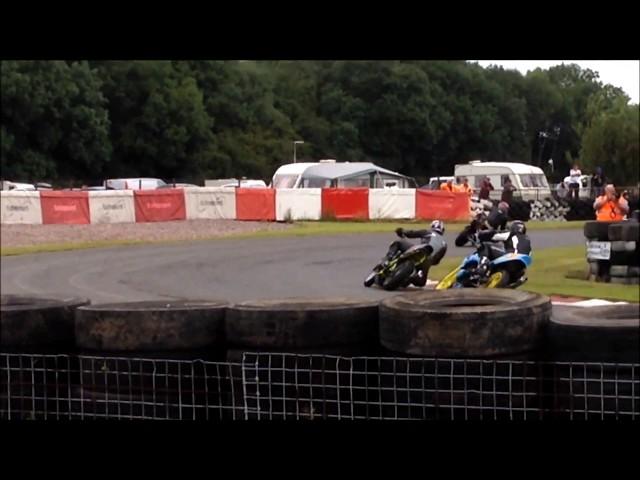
(226, 297), (382, 414)
(1, 295), (90, 353)
(583, 220), (639, 283)
(546, 304), (639, 416)
(379, 289), (551, 358)
(547, 305), (639, 363)
(74, 301), (227, 417)
(1, 295), (89, 419)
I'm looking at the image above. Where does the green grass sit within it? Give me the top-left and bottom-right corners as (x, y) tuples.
(1, 220), (586, 257)
(429, 244), (640, 303)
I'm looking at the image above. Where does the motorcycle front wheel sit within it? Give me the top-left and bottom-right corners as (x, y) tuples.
(363, 271), (377, 287)
(435, 267), (461, 290)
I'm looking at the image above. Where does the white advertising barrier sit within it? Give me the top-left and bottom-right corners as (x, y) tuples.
(369, 189), (416, 219)
(0, 191), (43, 224)
(185, 187), (236, 220)
(275, 188), (322, 221)
(88, 190), (136, 224)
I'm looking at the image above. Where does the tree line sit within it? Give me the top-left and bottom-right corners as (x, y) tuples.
(1, 60), (638, 187)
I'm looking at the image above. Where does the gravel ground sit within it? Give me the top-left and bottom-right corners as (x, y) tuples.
(0, 220), (293, 248)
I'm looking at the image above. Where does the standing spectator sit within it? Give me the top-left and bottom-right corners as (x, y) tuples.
(501, 177), (517, 204)
(459, 177), (473, 197)
(440, 179), (455, 192)
(555, 180), (568, 200)
(479, 176), (494, 200)
(594, 184), (629, 221)
(568, 164), (582, 200)
(591, 167), (605, 198)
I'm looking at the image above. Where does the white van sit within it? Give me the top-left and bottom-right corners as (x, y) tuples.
(104, 178), (167, 190)
(454, 161), (552, 201)
(0, 181), (36, 191)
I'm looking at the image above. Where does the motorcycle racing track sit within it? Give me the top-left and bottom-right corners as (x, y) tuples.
(1, 229), (584, 304)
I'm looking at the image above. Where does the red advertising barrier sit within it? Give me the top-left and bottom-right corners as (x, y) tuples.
(134, 189), (186, 223)
(321, 188), (369, 220)
(40, 191), (90, 225)
(415, 190), (470, 221)
(235, 188), (276, 221)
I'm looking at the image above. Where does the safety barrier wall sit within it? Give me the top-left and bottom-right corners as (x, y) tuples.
(185, 187), (236, 220)
(1, 188), (473, 224)
(88, 190), (136, 224)
(40, 191), (90, 225)
(134, 189), (186, 223)
(275, 188), (322, 221)
(0, 191), (43, 225)
(369, 188), (416, 220)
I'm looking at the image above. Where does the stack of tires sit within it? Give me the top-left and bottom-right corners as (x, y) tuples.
(546, 304), (639, 419)
(73, 301), (228, 419)
(607, 222), (640, 285)
(1, 295), (90, 419)
(584, 220), (639, 283)
(225, 298), (382, 419)
(378, 289), (552, 419)
(528, 199), (571, 221)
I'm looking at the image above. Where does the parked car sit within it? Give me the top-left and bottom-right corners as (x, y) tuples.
(104, 178), (167, 190)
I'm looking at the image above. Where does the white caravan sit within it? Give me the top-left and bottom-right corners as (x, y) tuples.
(454, 161), (552, 201)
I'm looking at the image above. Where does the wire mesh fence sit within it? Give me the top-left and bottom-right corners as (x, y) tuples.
(1, 352), (638, 420)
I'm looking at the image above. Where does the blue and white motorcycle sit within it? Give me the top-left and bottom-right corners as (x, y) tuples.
(435, 236), (532, 289)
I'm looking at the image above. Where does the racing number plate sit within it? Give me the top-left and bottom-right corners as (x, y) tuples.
(586, 240), (611, 260)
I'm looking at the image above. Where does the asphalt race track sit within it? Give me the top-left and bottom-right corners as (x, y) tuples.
(1, 229), (584, 304)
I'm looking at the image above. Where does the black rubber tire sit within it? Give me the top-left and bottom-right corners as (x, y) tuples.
(547, 304), (639, 363)
(379, 289), (551, 357)
(584, 221), (616, 240)
(610, 251), (638, 265)
(382, 260), (415, 291)
(75, 301), (227, 353)
(609, 265), (630, 277)
(226, 298), (380, 349)
(1, 295), (90, 352)
(610, 241), (636, 252)
(608, 222), (639, 242)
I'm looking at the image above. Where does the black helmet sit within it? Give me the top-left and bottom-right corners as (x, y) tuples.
(510, 220), (526, 235)
(431, 219), (445, 235)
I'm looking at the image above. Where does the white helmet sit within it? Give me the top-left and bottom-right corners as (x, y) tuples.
(430, 220), (445, 235)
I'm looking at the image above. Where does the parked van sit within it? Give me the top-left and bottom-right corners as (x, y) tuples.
(0, 181), (36, 191)
(104, 178), (167, 190)
(454, 161), (552, 201)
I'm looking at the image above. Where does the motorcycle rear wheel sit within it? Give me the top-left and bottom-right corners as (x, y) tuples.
(485, 270), (510, 288)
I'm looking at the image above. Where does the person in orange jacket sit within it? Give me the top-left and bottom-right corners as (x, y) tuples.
(440, 179), (455, 192)
(593, 184), (629, 221)
(458, 177), (473, 197)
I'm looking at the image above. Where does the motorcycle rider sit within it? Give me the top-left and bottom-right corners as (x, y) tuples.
(455, 212), (491, 247)
(380, 220), (448, 287)
(487, 201), (510, 231)
(477, 220), (532, 258)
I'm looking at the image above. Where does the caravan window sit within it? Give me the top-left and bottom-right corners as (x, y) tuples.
(339, 175), (370, 188)
(272, 175), (299, 188)
(302, 178), (331, 188)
